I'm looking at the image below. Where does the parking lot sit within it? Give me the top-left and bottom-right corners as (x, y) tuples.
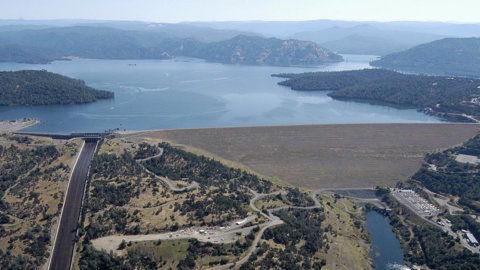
(392, 189), (439, 217)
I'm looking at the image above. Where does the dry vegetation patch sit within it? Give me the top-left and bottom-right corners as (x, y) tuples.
(0, 135), (81, 268)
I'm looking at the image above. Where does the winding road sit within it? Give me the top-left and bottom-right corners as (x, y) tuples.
(92, 150), (387, 270)
(136, 148), (199, 192)
(208, 189), (323, 270)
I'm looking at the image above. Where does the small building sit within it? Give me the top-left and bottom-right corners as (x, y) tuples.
(466, 232), (479, 247)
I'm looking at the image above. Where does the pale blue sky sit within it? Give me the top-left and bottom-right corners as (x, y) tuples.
(1, 0), (479, 23)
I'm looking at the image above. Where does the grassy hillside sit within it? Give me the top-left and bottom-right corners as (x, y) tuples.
(0, 135), (81, 269)
(0, 70), (114, 105)
(371, 38), (480, 77)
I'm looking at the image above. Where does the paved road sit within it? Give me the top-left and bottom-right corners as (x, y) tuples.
(209, 189), (323, 270)
(49, 142), (97, 270)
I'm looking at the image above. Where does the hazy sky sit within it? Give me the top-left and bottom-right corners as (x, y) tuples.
(1, 0), (479, 23)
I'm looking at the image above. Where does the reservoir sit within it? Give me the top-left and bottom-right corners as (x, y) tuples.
(365, 211), (406, 270)
(0, 55), (439, 133)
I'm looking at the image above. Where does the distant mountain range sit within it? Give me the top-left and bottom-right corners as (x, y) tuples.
(0, 70), (113, 105)
(0, 20), (256, 42)
(186, 20), (480, 56)
(291, 25), (443, 56)
(186, 20), (480, 39)
(0, 26), (341, 66)
(372, 38), (480, 77)
(1, 19), (479, 68)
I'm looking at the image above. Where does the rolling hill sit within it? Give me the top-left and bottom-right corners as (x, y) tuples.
(291, 25), (443, 55)
(0, 26), (342, 66)
(371, 37), (480, 77)
(0, 70), (114, 105)
(195, 35), (342, 65)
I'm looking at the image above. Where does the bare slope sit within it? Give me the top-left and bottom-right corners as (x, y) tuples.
(144, 124), (479, 189)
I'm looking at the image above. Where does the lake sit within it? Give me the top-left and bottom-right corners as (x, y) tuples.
(366, 211), (407, 270)
(0, 55), (439, 133)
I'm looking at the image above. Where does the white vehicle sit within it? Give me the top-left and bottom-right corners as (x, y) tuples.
(236, 219), (247, 225)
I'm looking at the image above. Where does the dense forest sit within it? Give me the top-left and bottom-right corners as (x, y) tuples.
(371, 38), (480, 78)
(0, 70), (114, 105)
(412, 134), (480, 213)
(275, 69), (480, 122)
(0, 45), (55, 64)
(0, 26), (342, 66)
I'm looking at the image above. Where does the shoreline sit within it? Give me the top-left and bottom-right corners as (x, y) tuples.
(0, 119), (39, 133)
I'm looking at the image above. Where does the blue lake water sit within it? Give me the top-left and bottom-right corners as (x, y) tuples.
(0, 55), (439, 133)
(366, 211), (406, 270)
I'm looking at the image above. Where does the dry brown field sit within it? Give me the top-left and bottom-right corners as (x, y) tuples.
(135, 123), (480, 189)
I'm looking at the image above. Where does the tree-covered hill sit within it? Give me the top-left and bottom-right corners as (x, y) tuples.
(371, 38), (480, 78)
(0, 26), (342, 66)
(274, 68), (480, 122)
(0, 70), (114, 105)
(0, 44), (55, 64)
(413, 134), (480, 213)
(195, 35), (342, 66)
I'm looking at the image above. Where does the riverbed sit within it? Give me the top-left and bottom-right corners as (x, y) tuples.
(365, 211), (406, 270)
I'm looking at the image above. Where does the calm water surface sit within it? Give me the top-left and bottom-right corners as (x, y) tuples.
(0, 55), (439, 133)
(366, 211), (406, 270)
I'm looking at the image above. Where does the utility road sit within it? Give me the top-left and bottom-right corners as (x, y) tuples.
(49, 141), (97, 270)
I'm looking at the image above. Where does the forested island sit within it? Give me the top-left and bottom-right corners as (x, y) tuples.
(274, 69), (480, 122)
(371, 38), (480, 78)
(0, 27), (342, 66)
(0, 70), (114, 105)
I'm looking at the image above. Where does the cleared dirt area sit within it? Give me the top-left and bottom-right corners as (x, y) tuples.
(137, 124), (479, 189)
(455, 154), (480, 164)
(0, 119), (38, 133)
